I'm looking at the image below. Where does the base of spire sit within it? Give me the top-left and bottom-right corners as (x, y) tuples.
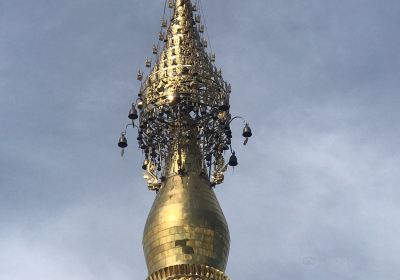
(147, 264), (230, 280)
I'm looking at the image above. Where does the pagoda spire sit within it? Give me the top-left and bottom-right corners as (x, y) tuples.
(118, 1), (252, 279)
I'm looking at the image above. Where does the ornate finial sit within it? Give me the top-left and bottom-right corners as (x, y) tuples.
(117, 1), (251, 278)
(118, 0), (252, 190)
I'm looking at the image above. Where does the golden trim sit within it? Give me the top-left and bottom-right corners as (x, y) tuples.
(147, 264), (230, 280)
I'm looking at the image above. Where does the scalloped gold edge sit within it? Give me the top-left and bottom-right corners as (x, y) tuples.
(147, 264), (230, 280)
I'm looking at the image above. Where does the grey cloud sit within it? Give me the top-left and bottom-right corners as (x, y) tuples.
(1, 0), (399, 279)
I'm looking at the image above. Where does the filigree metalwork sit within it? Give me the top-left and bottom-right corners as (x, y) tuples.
(117, 1), (252, 279)
(118, 0), (252, 190)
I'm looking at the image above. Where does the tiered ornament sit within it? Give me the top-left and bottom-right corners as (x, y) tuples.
(118, 0), (252, 191)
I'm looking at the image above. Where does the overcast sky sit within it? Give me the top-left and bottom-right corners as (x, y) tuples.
(1, 0), (400, 279)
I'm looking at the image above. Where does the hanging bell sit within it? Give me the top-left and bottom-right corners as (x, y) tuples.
(159, 31), (164, 41)
(142, 159), (148, 170)
(219, 98), (230, 111)
(210, 52), (215, 62)
(228, 152), (238, 167)
(128, 104), (138, 120)
(226, 83), (232, 93)
(145, 58), (152, 68)
(137, 70), (143, 81)
(242, 123), (253, 138)
(195, 15), (201, 23)
(118, 133), (128, 148)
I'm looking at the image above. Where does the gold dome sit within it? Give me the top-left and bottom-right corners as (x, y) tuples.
(143, 142), (230, 275)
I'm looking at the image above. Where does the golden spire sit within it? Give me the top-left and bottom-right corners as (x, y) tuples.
(144, 0), (218, 108)
(118, 0), (252, 279)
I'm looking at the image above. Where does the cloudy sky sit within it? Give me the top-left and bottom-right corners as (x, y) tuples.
(1, 0), (399, 279)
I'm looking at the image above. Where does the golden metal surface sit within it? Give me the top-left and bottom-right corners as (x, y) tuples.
(133, 0), (235, 189)
(142, 0), (230, 109)
(147, 264), (230, 280)
(143, 137), (230, 275)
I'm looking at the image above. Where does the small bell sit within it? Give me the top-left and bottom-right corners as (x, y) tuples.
(195, 15), (201, 23)
(242, 123), (253, 138)
(128, 104), (138, 120)
(145, 58), (152, 68)
(226, 83), (232, 93)
(159, 31), (164, 41)
(228, 152), (238, 167)
(118, 133), (128, 148)
(210, 52), (215, 62)
(137, 70), (143, 81)
(152, 45), (158, 55)
(219, 98), (230, 111)
(142, 159), (148, 170)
